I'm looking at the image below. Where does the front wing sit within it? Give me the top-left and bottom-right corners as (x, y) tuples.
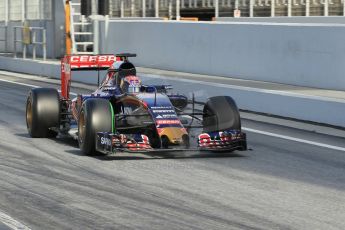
(96, 129), (247, 154)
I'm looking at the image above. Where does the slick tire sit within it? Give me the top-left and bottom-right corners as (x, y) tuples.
(202, 96), (241, 133)
(26, 88), (60, 138)
(78, 98), (113, 155)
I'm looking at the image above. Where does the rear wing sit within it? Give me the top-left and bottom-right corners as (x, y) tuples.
(61, 55), (121, 99)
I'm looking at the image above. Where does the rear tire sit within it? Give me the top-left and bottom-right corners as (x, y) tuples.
(26, 88), (60, 138)
(202, 96), (241, 132)
(78, 99), (113, 155)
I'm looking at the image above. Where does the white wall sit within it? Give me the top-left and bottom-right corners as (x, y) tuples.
(0, 56), (60, 77)
(216, 16), (345, 24)
(98, 20), (345, 91)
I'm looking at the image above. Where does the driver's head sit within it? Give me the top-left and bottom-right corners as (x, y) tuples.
(120, 75), (141, 93)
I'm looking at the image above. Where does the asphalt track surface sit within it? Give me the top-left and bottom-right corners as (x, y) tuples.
(0, 74), (345, 229)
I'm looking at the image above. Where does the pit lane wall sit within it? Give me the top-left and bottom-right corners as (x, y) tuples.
(215, 16), (345, 24)
(1, 55), (345, 128)
(0, 56), (103, 85)
(98, 20), (345, 91)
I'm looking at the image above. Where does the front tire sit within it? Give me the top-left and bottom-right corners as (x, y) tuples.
(78, 99), (113, 155)
(202, 96), (241, 133)
(26, 88), (60, 138)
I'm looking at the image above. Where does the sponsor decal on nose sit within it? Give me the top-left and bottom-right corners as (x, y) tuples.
(156, 120), (181, 125)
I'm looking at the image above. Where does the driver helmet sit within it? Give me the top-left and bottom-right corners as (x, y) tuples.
(120, 75), (142, 93)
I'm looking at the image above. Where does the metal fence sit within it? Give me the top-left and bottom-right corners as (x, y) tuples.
(0, 0), (52, 23)
(109, 0), (345, 18)
(13, 26), (47, 60)
(0, 26), (7, 52)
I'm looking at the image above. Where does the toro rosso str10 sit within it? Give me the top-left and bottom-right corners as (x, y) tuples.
(25, 54), (247, 155)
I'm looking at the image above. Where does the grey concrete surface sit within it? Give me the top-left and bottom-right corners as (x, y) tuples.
(98, 20), (345, 91)
(0, 223), (10, 230)
(0, 75), (345, 229)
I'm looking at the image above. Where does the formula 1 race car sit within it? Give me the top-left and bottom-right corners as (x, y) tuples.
(26, 54), (247, 155)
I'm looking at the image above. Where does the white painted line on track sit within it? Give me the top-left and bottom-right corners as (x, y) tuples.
(1, 78), (345, 152)
(0, 78), (39, 89)
(243, 127), (345, 152)
(0, 78), (77, 96)
(0, 211), (31, 230)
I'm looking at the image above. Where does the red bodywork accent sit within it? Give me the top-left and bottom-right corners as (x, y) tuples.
(61, 55), (121, 99)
